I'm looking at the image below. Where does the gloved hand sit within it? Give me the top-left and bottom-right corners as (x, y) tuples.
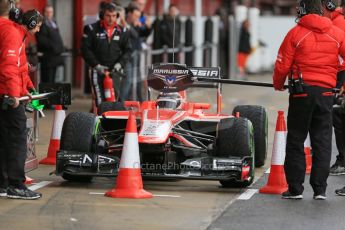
(29, 88), (38, 95)
(113, 63), (124, 74)
(26, 88), (36, 102)
(94, 64), (108, 75)
(27, 99), (45, 117)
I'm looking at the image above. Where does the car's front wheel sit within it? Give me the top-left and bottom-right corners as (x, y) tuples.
(216, 117), (255, 188)
(233, 105), (268, 167)
(59, 112), (96, 182)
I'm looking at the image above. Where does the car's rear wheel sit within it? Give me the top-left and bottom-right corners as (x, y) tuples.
(216, 117), (255, 188)
(98, 102), (125, 115)
(60, 112), (96, 182)
(233, 105), (268, 167)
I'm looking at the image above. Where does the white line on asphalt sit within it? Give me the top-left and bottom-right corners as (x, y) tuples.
(88, 192), (181, 198)
(28, 181), (53, 191)
(237, 189), (258, 200)
(153, 194), (181, 198)
(89, 192), (105, 195)
(265, 168), (271, 174)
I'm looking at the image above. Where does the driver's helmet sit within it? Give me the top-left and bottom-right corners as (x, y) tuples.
(156, 92), (182, 109)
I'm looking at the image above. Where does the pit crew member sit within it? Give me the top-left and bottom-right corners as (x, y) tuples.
(273, 0), (345, 200)
(81, 2), (131, 106)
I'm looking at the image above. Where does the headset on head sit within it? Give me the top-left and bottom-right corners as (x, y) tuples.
(9, 0), (22, 23)
(297, 0), (307, 17)
(22, 10), (41, 30)
(9, 1), (40, 30)
(322, 0), (337, 11)
(297, 0), (335, 18)
(99, 2), (119, 20)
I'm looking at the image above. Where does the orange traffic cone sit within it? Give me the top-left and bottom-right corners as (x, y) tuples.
(39, 105), (66, 165)
(105, 111), (152, 199)
(259, 111), (288, 194)
(25, 176), (34, 185)
(304, 134), (312, 174)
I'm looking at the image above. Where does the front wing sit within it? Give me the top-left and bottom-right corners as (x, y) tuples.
(56, 150), (253, 182)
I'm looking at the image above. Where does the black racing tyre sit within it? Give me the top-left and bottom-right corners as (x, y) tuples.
(61, 112), (96, 152)
(216, 117), (255, 188)
(98, 102), (125, 115)
(60, 112), (96, 182)
(233, 105), (268, 167)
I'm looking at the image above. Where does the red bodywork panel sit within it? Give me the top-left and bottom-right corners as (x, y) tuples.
(103, 101), (232, 144)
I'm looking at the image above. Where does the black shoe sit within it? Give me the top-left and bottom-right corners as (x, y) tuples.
(313, 194), (326, 200)
(0, 188), (7, 197)
(282, 190), (303, 200)
(7, 186), (42, 200)
(335, 187), (345, 196)
(330, 163), (345, 175)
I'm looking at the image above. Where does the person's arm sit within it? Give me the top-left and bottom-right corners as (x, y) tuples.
(137, 15), (152, 38)
(25, 74), (34, 91)
(273, 29), (296, 91)
(2, 27), (21, 97)
(81, 24), (99, 68)
(137, 24), (152, 38)
(338, 39), (345, 89)
(339, 31), (345, 67)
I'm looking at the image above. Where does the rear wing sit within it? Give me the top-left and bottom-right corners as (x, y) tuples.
(147, 63), (223, 114)
(147, 64), (222, 92)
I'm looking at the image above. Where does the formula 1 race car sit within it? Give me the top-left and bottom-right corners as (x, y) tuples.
(56, 64), (268, 187)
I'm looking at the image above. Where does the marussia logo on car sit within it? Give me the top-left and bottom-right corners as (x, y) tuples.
(165, 75), (176, 86)
(190, 69), (219, 77)
(153, 69), (189, 75)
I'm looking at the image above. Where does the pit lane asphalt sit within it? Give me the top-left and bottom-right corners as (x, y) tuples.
(208, 139), (344, 230)
(0, 74), (297, 230)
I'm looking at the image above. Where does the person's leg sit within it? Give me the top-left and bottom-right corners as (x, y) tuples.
(0, 109), (8, 190)
(110, 71), (123, 102)
(4, 105), (27, 188)
(135, 64), (143, 102)
(309, 88), (333, 196)
(285, 91), (313, 195)
(131, 54), (143, 102)
(120, 62), (134, 102)
(237, 52), (247, 79)
(2, 105), (42, 200)
(330, 107), (345, 174)
(90, 70), (105, 107)
(168, 53), (173, 63)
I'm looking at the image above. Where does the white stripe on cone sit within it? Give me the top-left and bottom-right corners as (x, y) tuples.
(271, 131), (287, 165)
(51, 110), (66, 139)
(304, 133), (311, 148)
(119, 133), (140, 168)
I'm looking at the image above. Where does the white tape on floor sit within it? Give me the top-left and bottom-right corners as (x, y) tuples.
(28, 181), (53, 191)
(237, 189), (258, 200)
(153, 194), (181, 198)
(89, 192), (181, 198)
(89, 192), (105, 195)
